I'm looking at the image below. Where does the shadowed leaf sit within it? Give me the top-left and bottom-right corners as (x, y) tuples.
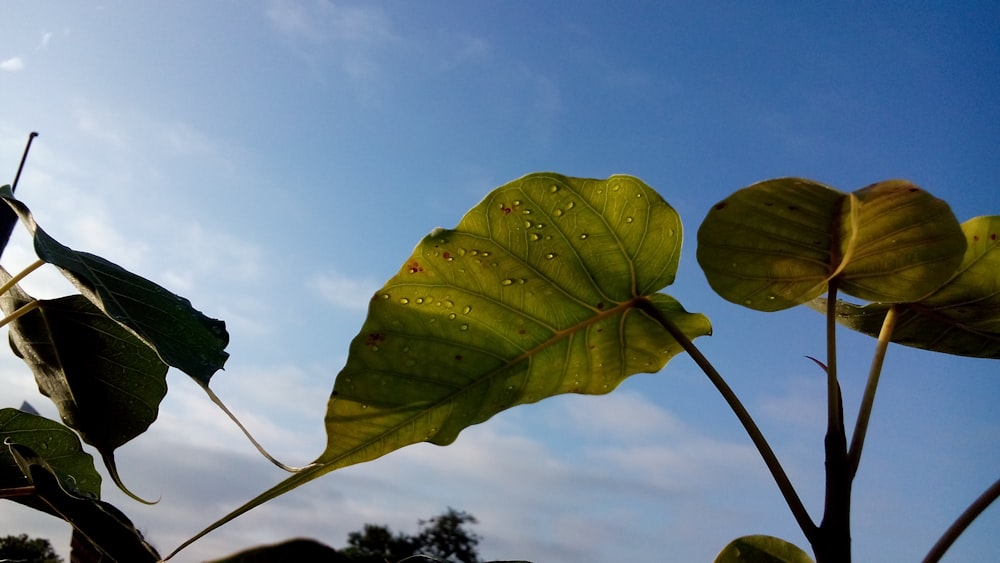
(698, 178), (966, 311)
(7, 442), (160, 562)
(0, 408), (101, 501)
(814, 216), (1000, 359)
(715, 535), (814, 563)
(0, 267), (168, 500)
(170, 173), (711, 557)
(0, 185), (228, 385)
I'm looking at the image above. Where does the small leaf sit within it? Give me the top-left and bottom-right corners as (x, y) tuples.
(816, 216), (1000, 358)
(698, 178), (966, 311)
(0, 185), (229, 385)
(8, 442), (160, 562)
(715, 535), (814, 563)
(0, 408), (102, 500)
(170, 173), (711, 556)
(0, 268), (168, 500)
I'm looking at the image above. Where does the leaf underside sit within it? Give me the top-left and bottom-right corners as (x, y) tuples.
(817, 215), (1000, 358)
(697, 178), (967, 311)
(173, 173), (711, 556)
(0, 185), (229, 385)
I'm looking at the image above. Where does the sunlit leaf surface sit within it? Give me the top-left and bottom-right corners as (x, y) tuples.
(714, 535), (814, 563)
(173, 173), (711, 556)
(816, 216), (1000, 358)
(698, 178), (966, 311)
(0, 185), (229, 385)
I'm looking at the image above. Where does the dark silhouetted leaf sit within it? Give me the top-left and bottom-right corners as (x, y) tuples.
(171, 173), (711, 556)
(1, 267), (169, 498)
(7, 442), (159, 562)
(0, 185), (228, 385)
(0, 408), (101, 501)
(698, 178), (966, 311)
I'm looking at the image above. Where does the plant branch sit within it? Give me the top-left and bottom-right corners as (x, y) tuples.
(848, 304), (898, 477)
(12, 132), (38, 191)
(922, 476), (1000, 563)
(635, 297), (817, 539)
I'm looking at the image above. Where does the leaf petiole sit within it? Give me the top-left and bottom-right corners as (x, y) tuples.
(848, 304), (898, 477)
(635, 297), (817, 540)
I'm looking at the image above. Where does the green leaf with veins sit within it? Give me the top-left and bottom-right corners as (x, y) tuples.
(0, 185), (228, 385)
(171, 173), (711, 557)
(7, 442), (160, 562)
(815, 215), (1000, 359)
(697, 178), (966, 311)
(0, 408), (101, 501)
(0, 267), (168, 500)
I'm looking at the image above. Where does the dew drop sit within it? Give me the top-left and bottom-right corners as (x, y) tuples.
(501, 279), (514, 286)
(524, 220), (533, 228)
(552, 208), (564, 217)
(428, 318), (437, 324)
(522, 209), (532, 215)
(361, 404), (369, 409)
(546, 253), (557, 259)
(579, 233), (589, 239)
(470, 249), (479, 256)
(566, 201), (575, 210)
(612, 184), (620, 192)
(463, 305), (472, 314)
(744, 299), (753, 305)
(459, 324), (469, 331)
(445, 300), (454, 308)
(402, 346), (411, 353)
(529, 233), (540, 241)
(625, 217), (634, 223)
(448, 313), (457, 320)
(458, 248), (467, 256)
(399, 298), (410, 304)
(381, 293), (391, 300)
(535, 223), (546, 229)
(513, 200), (522, 206)
(370, 345), (379, 352)
(636, 192), (643, 198)
(549, 184), (559, 193)
(481, 251), (491, 257)
(415, 297), (424, 304)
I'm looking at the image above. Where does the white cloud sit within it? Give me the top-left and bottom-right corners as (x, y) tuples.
(40, 32), (52, 49)
(0, 56), (25, 72)
(307, 270), (379, 311)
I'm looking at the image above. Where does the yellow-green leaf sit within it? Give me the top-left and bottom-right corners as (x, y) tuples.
(697, 178), (966, 311)
(170, 173), (711, 557)
(715, 535), (814, 563)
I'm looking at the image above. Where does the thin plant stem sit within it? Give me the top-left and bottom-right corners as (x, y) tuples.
(12, 132), (39, 191)
(848, 305), (898, 477)
(824, 284), (843, 445)
(0, 258), (46, 295)
(922, 476), (1000, 563)
(635, 297), (817, 539)
(0, 300), (40, 330)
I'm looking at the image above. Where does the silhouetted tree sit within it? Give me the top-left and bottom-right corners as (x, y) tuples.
(0, 534), (63, 563)
(340, 508), (482, 563)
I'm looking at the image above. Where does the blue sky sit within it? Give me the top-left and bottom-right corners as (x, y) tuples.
(1, 2), (998, 562)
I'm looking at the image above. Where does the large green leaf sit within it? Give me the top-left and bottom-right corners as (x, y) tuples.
(170, 173), (711, 557)
(815, 216), (1000, 358)
(0, 267), (169, 499)
(714, 535), (814, 563)
(697, 178), (966, 311)
(0, 185), (228, 385)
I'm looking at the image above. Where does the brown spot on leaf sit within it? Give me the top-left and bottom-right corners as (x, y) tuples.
(714, 202), (728, 210)
(365, 332), (386, 347)
(407, 261), (424, 274)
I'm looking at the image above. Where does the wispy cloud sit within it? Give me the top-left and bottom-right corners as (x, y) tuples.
(0, 56), (25, 72)
(39, 32), (52, 49)
(308, 270), (379, 311)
